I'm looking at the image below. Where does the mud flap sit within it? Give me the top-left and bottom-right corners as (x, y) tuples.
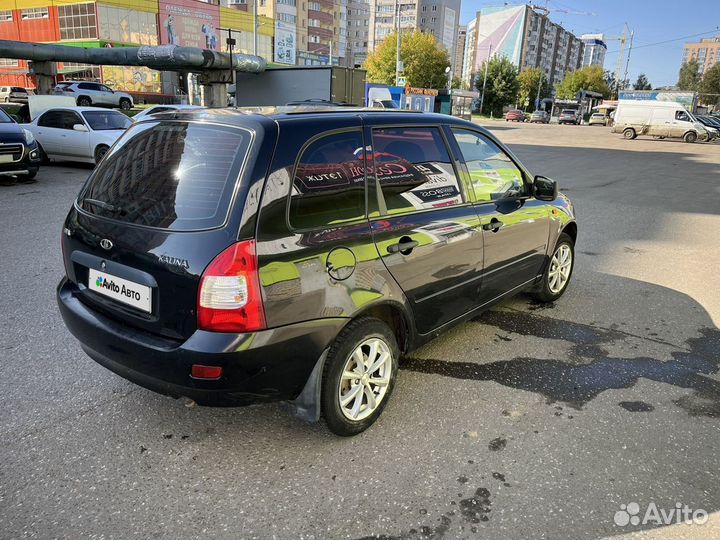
(283, 348), (329, 423)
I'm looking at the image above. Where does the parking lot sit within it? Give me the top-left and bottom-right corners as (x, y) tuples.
(1, 122), (719, 539)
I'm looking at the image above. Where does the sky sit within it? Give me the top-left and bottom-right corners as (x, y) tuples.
(459, 0), (720, 88)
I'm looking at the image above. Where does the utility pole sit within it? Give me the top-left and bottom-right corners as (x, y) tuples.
(227, 28), (237, 107)
(479, 42), (492, 114)
(535, 70), (543, 110)
(395, 0), (401, 86)
(329, 40), (333, 66)
(253, 0), (258, 56)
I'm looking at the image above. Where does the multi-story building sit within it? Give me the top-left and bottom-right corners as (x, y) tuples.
(368, 0), (461, 76)
(345, 0), (370, 67)
(453, 24), (465, 82)
(461, 17), (476, 87)
(464, 5), (584, 90)
(580, 33), (606, 67)
(0, 0), (274, 97)
(682, 36), (720, 75)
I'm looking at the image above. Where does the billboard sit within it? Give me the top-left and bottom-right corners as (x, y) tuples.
(159, 0), (220, 50)
(274, 21), (296, 65)
(619, 91), (697, 111)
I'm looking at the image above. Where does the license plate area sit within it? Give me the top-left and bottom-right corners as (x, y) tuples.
(88, 268), (153, 313)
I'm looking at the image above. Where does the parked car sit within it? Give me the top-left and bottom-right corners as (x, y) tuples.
(0, 86), (34, 103)
(611, 100), (708, 143)
(0, 106), (41, 182)
(24, 107), (132, 165)
(558, 109), (581, 125)
(697, 115), (720, 140)
(53, 81), (134, 110)
(588, 113), (608, 126)
(57, 109), (577, 436)
(505, 109), (526, 122)
(132, 104), (204, 122)
(529, 110), (549, 123)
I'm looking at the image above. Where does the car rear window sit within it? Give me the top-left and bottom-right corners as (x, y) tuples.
(78, 122), (251, 231)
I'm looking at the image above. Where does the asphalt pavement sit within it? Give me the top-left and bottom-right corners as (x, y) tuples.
(1, 122), (719, 540)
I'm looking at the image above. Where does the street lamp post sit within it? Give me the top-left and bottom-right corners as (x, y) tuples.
(478, 42), (492, 115)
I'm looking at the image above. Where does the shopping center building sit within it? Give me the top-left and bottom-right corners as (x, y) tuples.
(0, 0), (275, 100)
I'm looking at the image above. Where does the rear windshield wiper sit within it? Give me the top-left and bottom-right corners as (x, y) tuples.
(83, 198), (115, 212)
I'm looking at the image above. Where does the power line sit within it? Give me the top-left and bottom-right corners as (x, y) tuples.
(606, 28), (720, 54)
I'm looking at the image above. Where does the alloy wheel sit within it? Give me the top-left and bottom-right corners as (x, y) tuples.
(548, 244), (572, 294)
(338, 338), (392, 422)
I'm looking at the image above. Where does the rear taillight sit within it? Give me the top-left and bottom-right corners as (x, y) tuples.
(197, 240), (266, 333)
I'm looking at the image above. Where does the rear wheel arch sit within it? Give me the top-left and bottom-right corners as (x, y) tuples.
(352, 302), (412, 355)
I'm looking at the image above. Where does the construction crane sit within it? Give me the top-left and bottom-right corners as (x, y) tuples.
(607, 23), (633, 97)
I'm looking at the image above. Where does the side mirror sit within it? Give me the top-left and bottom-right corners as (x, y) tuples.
(73, 123), (89, 132)
(533, 175), (557, 201)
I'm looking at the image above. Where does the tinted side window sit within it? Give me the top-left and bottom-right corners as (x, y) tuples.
(77, 83), (93, 90)
(38, 111), (63, 128)
(289, 130), (366, 230)
(451, 129), (524, 202)
(370, 126), (462, 215)
(59, 111), (83, 130)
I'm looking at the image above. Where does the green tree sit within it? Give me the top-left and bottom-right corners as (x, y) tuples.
(699, 63), (720, 107)
(364, 31), (451, 89)
(475, 56), (519, 115)
(555, 65), (610, 99)
(518, 67), (550, 110)
(451, 76), (464, 90)
(633, 73), (652, 90)
(677, 59), (700, 91)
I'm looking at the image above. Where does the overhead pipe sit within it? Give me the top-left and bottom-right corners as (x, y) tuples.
(0, 40), (266, 73)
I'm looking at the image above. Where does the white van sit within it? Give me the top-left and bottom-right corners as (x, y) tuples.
(612, 100), (708, 143)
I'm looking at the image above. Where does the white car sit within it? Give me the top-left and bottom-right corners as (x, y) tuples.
(0, 86), (34, 103)
(132, 104), (204, 122)
(53, 81), (134, 110)
(23, 107), (132, 165)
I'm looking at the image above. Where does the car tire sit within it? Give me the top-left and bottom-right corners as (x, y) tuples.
(94, 145), (109, 165)
(531, 232), (575, 303)
(119, 98), (131, 110)
(683, 131), (697, 143)
(77, 96), (92, 107)
(3, 96), (8, 103)
(623, 128), (636, 140)
(321, 317), (399, 436)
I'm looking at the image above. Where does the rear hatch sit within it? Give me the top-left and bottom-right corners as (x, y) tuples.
(61, 119), (256, 340)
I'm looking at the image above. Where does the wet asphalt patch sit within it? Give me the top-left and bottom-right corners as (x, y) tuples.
(401, 311), (720, 416)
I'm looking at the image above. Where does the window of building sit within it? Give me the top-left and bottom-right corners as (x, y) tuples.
(58, 3), (97, 40)
(431, 17), (436, 23)
(61, 62), (102, 81)
(309, 18), (320, 27)
(0, 10), (13, 21)
(309, 1), (321, 10)
(289, 130), (366, 230)
(278, 13), (297, 23)
(21, 7), (49, 19)
(451, 129), (524, 202)
(431, 5), (437, 11)
(0, 58), (18, 66)
(369, 127), (463, 215)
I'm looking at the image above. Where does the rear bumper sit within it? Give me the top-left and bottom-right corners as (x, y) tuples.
(57, 278), (348, 406)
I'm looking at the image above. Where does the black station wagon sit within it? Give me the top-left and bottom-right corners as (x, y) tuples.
(57, 108), (577, 436)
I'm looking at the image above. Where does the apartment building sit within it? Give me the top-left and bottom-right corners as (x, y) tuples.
(453, 24), (465, 81)
(580, 33), (607, 67)
(368, 0), (461, 70)
(464, 4), (584, 90)
(346, 0), (370, 67)
(682, 36), (720, 75)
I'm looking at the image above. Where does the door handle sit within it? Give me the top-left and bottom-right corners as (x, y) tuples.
(387, 236), (419, 255)
(482, 219), (503, 232)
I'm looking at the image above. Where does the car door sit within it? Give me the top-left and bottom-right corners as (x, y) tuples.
(447, 127), (551, 305)
(35, 110), (67, 155)
(98, 84), (116, 106)
(367, 124), (484, 335)
(670, 110), (693, 137)
(649, 107), (671, 137)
